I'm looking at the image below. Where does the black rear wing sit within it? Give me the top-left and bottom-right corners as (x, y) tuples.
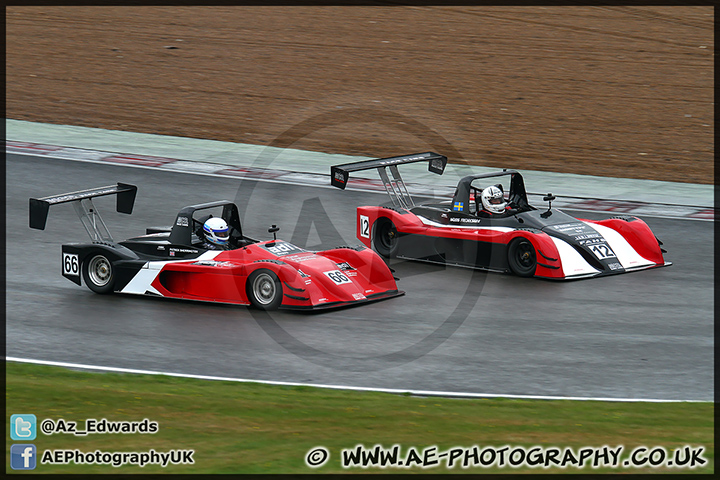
(330, 152), (447, 190)
(29, 183), (137, 241)
(331, 152), (447, 210)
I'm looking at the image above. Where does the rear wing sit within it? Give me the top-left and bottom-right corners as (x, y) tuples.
(331, 152), (447, 209)
(29, 183), (137, 241)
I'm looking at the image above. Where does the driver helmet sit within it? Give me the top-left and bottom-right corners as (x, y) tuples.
(203, 217), (230, 246)
(481, 186), (507, 214)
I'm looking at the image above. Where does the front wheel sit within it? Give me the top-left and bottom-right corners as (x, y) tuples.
(507, 238), (537, 277)
(373, 217), (399, 258)
(82, 253), (116, 294)
(246, 269), (283, 310)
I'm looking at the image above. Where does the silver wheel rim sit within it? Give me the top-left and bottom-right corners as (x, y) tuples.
(88, 256), (112, 287)
(252, 273), (276, 305)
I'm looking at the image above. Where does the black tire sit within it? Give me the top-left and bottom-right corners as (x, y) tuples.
(246, 269), (283, 310)
(372, 217), (399, 258)
(507, 238), (537, 277)
(82, 253), (116, 294)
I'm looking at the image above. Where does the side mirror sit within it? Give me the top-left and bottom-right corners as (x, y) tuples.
(543, 193), (555, 210)
(268, 224), (279, 240)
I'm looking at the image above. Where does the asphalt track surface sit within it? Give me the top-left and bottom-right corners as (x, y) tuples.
(7, 154), (714, 401)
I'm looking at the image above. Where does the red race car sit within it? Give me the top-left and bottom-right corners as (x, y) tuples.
(29, 183), (403, 310)
(331, 152), (671, 280)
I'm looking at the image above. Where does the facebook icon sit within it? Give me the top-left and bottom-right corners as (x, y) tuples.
(11, 444), (37, 470)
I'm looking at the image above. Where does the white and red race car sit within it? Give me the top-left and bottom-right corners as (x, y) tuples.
(331, 152), (671, 280)
(30, 183), (403, 310)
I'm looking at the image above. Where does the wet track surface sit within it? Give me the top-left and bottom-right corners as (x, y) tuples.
(7, 154), (714, 400)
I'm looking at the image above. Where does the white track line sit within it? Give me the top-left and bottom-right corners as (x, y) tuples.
(10, 150), (712, 222)
(5, 357), (707, 403)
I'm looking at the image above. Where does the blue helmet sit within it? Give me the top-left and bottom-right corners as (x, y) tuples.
(203, 217), (229, 246)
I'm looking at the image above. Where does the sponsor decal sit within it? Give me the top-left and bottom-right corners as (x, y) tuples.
(549, 223), (607, 242)
(169, 248), (198, 254)
(297, 269), (310, 278)
(608, 262), (623, 270)
(191, 260), (233, 267)
(262, 241), (306, 256)
(576, 234), (602, 241)
(45, 188), (117, 204)
(352, 292), (367, 301)
(336, 262), (353, 271)
(334, 171), (346, 183)
(157, 245), (165, 250)
(284, 254), (317, 263)
(175, 216), (189, 227)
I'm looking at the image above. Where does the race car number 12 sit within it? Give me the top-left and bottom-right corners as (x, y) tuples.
(359, 215), (370, 239)
(590, 243), (616, 260)
(63, 253), (79, 276)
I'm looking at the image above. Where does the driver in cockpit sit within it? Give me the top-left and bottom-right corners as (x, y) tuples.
(202, 217), (231, 250)
(478, 185), (516, 217)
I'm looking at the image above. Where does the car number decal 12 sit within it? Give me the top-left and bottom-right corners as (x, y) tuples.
(359, 215), (370, 239)
(324, 270), (352, 285)
(589, 242), (616, 260)
(63, 252), (79, 276)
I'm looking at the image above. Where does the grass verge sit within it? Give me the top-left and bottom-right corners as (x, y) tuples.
(5, 361), (713, 474)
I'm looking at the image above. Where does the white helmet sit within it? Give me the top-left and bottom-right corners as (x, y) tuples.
(203, 217), (229, 246)
(481, 186), (506, 214)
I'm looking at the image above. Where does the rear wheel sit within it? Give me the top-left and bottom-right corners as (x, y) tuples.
(83, 254), (115, 294)
(507, 238), (537, 277)
(373, 217), (399, 258)
(246, 269), (283, 310)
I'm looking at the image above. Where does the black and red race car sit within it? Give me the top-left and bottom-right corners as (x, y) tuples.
(29, 183), (402, 310)
(331, 152), (671, 280)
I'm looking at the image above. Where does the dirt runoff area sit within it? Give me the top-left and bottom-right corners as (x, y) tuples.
(6, 6), (714, 184)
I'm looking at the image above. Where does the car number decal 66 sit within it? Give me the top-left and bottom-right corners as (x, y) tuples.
(589, 243), (616, 260)
(63, 253), (79, 276)
(324, 270), (351, 285)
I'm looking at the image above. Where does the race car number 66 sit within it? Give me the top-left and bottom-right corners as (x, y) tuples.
(324, 270), (351, 285)
(63, 253), (79, 275)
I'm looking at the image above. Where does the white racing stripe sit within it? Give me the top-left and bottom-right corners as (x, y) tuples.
(417, 215), (515, 232)
(585, 222), (655, 269)
(550, 237), (600, 277)
(5, 357), (706, 403)
(120, 251), (222, 295)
